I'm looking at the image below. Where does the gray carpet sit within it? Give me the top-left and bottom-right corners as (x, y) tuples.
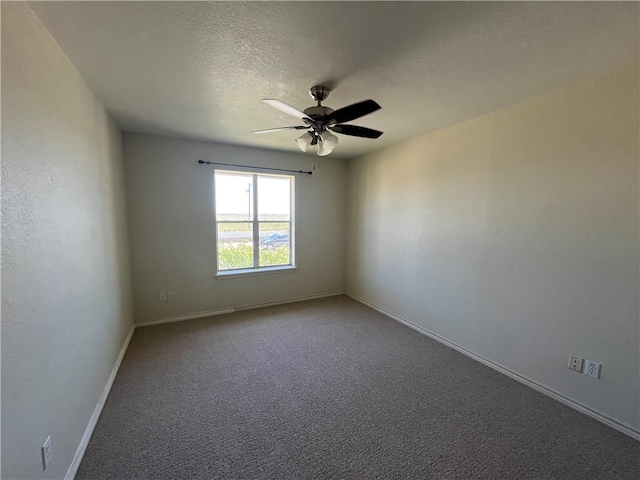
(77, 295), (639, 479)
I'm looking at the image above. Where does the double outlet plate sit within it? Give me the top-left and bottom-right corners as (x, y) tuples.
(568, 354), (601, 379)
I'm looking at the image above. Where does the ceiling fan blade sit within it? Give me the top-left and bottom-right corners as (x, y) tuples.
(330, 124), (383, 139)
(253, 126), (308, 134)
(262, 99), (311, 121)
(326, 100), (381, 124)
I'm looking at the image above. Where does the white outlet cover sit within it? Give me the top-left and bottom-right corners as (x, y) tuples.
(584, 360), (601, 379)
(568, 354), (583, 373)
(41, 436), (52, 470)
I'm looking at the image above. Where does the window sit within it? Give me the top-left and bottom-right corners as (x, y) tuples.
(214, 170), (294, 274)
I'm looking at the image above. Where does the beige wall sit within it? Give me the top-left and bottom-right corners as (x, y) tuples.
(346, 65), (640, 431)
(1, 3), (134, 479)
(123, 133), (346, 323)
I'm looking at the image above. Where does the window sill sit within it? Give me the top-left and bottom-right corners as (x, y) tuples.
(215, 265), (297, 279)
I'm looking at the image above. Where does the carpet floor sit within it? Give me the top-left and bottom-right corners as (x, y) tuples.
(77, 295), (639, 479)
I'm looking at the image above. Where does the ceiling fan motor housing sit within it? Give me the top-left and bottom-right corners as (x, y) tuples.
(303, 105), (335, 122)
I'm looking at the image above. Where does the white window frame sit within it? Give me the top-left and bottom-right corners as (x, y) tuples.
(214, 169), (295, 278)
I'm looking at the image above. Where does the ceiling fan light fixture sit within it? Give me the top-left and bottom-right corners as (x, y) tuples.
(316, 131), (338, 156)
(317, 144), (332, 156)
(295, 131), (313, 152)
(320, 131), (338, 149)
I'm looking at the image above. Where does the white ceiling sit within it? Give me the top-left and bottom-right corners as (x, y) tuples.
(29, 1), (638, 159)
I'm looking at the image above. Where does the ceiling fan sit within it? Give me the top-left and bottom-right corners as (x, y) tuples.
(253, 86), (383, 156)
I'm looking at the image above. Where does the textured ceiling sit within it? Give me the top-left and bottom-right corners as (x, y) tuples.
(29, 1), (639, 159)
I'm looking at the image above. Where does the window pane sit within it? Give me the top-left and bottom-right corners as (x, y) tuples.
(215, 172), (253, 221)
(259, 223), (290, 267)
(217, 223), (253, 270)
(258, 175), (290, 221)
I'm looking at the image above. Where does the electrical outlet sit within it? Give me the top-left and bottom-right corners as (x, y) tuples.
(568, 354), (583, 373)
(41, 436), (52, 470)
(167, 291), (174, 301)
(584, 360), (601, 379)
(160, 292), (167, 302)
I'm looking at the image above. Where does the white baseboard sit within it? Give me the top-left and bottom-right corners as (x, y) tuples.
(136, 308), (235, 327)
(65, 324), (136, 480)
(234, 291), (343, 312)
(345, 292), (640, 442)
(136, 291), (343, 327)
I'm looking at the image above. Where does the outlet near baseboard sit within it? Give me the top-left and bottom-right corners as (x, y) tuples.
(41, 435), (52, 470)
(568, 354), (583, 373)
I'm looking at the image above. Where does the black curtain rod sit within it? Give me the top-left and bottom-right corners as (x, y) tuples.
(197, 160), (312, 175)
